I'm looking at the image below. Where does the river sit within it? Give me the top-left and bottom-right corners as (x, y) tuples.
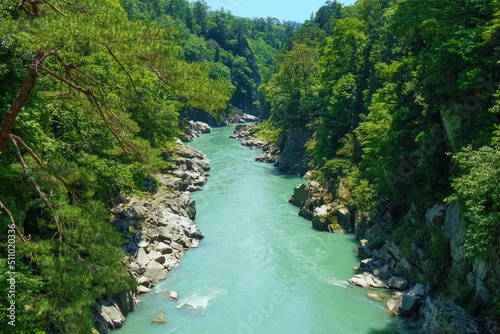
(115, 125), (423, 334)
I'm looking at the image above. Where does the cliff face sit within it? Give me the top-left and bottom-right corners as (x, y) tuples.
(232, 124), (310, 176)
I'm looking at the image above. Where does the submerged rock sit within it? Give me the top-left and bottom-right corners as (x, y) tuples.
(368, 293), (383, 302)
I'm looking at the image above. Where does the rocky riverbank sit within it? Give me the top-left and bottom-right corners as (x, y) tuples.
(289, 181), (494, 333)
(180, 114), (260, 142)
(92, 140), (211, 332)
(231, 124), (494, 333)
(230, 124), (308, 172)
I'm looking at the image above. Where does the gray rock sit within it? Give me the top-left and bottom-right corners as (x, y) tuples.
(148, 250), (162, 262)
(408, 283), (426, 298)
(289, 184), (308, 207)
(115, 291), (135, 316)
(388, 276), (408, 291)
(137, 277), (150, 287)
(349, 274), (369, 287)
(312, 204), (350, 233)
(171, 242), (184, 252)
(156, 242), (173, 254)
(358, 246), (371, 259)
(368, 293), (383, 302)
(169, 291), (178, 301)
(136, 248), (150, 267)
(378, 265), (390, 280)
(349, 272), (388, 289)
(96, 299), (125, 329)
(399, 294), (421, 315)
(151, 311), (167, 324)
(144, 261), (168, 282)
(387, 298), (399, 315)
(360, 258), (372, 269)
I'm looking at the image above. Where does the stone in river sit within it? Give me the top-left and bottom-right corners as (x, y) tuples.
(151, 311), (167, 324)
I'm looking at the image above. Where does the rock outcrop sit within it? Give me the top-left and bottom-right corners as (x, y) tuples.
(226, 113), (260, 124)
(274, 126), (310, 176)
(180, 120), (212, 142)
(231, 124), (280, 163)
(93, 140), (210, 333)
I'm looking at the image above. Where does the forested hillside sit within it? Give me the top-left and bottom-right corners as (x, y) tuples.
(119, 0), (299, 121)
(3, 0), (500, 332)
(258, 0), (500, 328)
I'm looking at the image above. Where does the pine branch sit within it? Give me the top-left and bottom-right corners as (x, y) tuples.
(10, 136), (63, 244)
(104, 45), (140, 98)
(41, 65), (135, 155)
(0, 200), (28, 243)
(10, 134), (78, 204)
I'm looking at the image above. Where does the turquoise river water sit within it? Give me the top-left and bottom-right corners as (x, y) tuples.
(115, 125), (424, 334)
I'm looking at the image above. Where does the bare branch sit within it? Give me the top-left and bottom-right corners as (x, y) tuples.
(45, 0), (66, 16)
(42, 65), (136, 155)
(104, 45), (140, 98)
(10, 136), (63, 244)
(0, 200), (28, 243)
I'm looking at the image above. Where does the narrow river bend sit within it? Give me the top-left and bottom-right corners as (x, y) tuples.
(116, 125), (420, 334)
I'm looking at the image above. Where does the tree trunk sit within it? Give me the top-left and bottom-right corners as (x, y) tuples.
(0, 51), (47, 152)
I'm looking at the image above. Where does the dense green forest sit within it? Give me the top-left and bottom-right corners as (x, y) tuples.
(2, 0), (500, 332)
(258, 0), (500, 324)
(0, 0), (293, 332)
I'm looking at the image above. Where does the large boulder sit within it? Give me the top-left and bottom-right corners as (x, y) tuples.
(277, 126), (309, 176)
(388, 277), (409, 291)
(136, 248), (150, 267)
(349, 272), (388, 289)
(399, 294), (421, 315)
(114, 291), (135, 316)
(95, 299), (125, 329)
(193, 121), (212, 134)
(144, 261), (168, 283)
(312, 203), (350, 233)
(289, 184), (309, 207)
(386, 293), (421, 316)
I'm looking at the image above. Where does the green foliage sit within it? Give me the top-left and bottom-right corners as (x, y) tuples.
(0, 259), (46, 333)
(252, 120), (281, 145)
(449, 131), (500, 259)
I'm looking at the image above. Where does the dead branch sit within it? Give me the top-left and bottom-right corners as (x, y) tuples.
(0, 200), (28, 243)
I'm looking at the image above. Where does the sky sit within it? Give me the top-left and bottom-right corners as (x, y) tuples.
(198, 0), (357, 23)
